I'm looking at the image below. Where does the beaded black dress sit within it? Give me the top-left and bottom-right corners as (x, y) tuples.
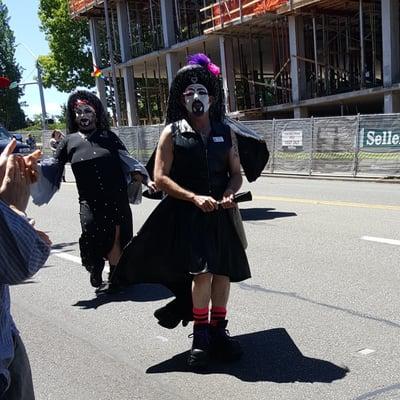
(55, 130), (133, 271)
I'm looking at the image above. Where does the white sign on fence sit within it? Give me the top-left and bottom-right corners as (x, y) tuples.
(282, 130), (303, 150)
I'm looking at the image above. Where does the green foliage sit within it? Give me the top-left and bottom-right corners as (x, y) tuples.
(56, 103), (67, 124)
(22, 121), (66, 132)
(38, 0), (93, 91)
(0, 1), (26, 130)
(22, 112), (66, 131)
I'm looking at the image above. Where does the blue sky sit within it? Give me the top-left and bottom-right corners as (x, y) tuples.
(4, 0), (69, 119)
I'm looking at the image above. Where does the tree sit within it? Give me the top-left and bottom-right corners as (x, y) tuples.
(38, 0), (93, 92)
(56, 103), (67, 124)
(0, 2), (26, 130)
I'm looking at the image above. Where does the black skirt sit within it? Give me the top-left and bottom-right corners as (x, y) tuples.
(78, 196), (133, 269)
(114, 196), (251, 286)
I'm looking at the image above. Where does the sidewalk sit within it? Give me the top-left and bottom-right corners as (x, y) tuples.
(64, 165), (399, 185)
(261, 172), (400, 184)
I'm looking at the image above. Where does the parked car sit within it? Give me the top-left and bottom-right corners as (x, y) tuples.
(0, 126), (31, 154)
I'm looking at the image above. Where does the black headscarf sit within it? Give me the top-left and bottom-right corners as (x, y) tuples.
(166, 54), (224, 125)
(66, 90), (109, 134)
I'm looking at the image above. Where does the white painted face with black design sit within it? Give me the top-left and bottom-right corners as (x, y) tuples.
(183, 84), (210, 117)
(75, 104), (97, 132)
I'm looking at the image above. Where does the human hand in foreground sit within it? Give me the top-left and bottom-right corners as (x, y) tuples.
(146, 180), (158, 193)
(9, 205), (52, 246)
(34, 229), (52, 246)
(23, 150), (42, 183)
(192, 195), (218, 212)
(0, 138), (17, 183)
(0, 155), (31, 211)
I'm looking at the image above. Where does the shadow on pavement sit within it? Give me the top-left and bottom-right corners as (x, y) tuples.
(41, 264), (56, 269)
(238, 282), (400, 329)
(146, 328), (349, 383)
(51, 242), (78, 250)
(240, 208), (297, 221)
(72, 283), (173, 310)
(15, 280), (38, 285)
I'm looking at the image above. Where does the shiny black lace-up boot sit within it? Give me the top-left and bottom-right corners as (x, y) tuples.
(187, 324), (210, 368)
(209, 320), (242, 362)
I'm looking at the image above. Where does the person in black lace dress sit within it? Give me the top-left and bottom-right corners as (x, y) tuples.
(51, 91), (154, 290)
(113, 54), (251, 368)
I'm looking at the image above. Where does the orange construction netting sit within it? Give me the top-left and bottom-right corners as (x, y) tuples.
(69, 0), (95, 15)
(254, 0), (286, 13)
(210, 0), (286, 27)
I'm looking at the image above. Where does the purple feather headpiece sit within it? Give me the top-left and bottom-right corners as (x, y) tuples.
(187, 53), (221, 76)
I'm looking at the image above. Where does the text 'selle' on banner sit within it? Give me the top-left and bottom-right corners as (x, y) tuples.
(360, 128), (400, 152)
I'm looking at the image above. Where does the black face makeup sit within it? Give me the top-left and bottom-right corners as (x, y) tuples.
(183, 84), (210, 117)
(75, 104), (97, 132)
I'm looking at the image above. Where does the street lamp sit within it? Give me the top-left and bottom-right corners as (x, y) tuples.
(16, 42), (48, 130)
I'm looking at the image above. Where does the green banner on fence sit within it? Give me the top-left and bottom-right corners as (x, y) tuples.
(360, 128), (400, 149)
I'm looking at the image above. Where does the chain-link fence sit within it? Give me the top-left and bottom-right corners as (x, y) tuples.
(26, 114), (400, 178)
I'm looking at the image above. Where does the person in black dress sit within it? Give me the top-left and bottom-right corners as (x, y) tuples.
(113, 54), (251, 368)
(36, 90), (155, 290)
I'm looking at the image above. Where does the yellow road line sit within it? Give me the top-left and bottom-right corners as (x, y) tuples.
(253, 195), (400, 211)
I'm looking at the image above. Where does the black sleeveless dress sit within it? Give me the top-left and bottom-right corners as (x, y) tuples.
(114, 119), (250, 288)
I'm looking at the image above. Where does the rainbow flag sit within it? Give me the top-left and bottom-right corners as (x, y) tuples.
(91, 66), (103, 78)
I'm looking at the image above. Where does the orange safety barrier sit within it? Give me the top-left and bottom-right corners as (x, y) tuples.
(211, 0), (285, 27)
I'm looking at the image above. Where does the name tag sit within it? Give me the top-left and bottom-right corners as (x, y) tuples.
(213, 136), (224, 143)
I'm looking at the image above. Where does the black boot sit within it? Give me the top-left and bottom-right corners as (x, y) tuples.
(90, 265), (103, 288)
(154, 298), (192, 329)
(187, 324), (210, 368)
(209, 320), (242, 362)
(96, 265), (124, 295)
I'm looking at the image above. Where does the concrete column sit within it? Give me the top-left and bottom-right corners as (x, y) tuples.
(382, 0), (400, 113)
(219, 36), (237, 113)
(116, 0), (139, 125)
(161, 0), (176, 47)
(384, 93), (400, 113)
(289, 15), (307, 116)
(166, 52), (180, 88)
(293, 106), (308, 119)
(89, 18), (107, 110)
(161, 0), (179, 87)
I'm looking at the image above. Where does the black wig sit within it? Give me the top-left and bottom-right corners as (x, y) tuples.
(66, 90), (110, 134)
(166, 54), (225, 125)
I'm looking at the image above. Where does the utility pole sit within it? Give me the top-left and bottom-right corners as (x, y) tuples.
(17, 43), (48, 130)
(36, 61), (48, 130)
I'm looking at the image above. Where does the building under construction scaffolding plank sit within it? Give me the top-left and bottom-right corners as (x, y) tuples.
(70, 0), (400, 125)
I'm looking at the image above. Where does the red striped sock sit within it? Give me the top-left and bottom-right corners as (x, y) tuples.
(193, 307), (209, 325)
(210, 306), (227, 327)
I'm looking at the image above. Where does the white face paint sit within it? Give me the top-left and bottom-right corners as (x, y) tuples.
(183, 84), (210, 117)
(75, 104), (97, 132)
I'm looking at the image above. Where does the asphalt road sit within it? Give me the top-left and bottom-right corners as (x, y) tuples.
(10, 173), (400, 400)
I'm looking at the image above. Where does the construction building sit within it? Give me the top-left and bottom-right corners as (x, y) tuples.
(69, 0), (400, 125)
